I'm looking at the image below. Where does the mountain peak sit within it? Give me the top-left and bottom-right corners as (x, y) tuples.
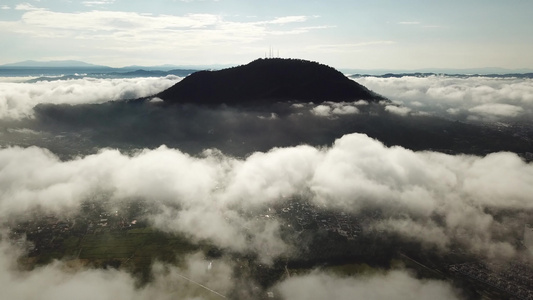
(157, 58), (385, 105)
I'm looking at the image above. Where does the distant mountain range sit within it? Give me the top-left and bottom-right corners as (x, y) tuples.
(0, 60), (200, 78)
(0, 60), (109, 68)
(2, 60), (533, 75)
(341, 67), (533, 75)
(0, 60), (231, 72)
(350, 72), (533, 79)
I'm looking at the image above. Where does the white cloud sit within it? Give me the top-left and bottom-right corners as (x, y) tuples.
(311, 104), (332, 117)
(355, 76), (533, 121)
(15, 11), (220, 33)
(353, 100), (369, 105)
(0, 76), (39, 83)
(385, 105), (411, 116)
(311, 101), (359, 117)
(0, 9), (322, 65)
(332, 105), (358, 115)
(82, 0), (116, 7)
(178, 0), (220, 2)
(468, 103), (524, 117)
(1, 5), (10, 10)
(305, 41), (395, 53)
(398, 21), (421, 25)
(0, 238), (464, 300)
(266, 16), (308, 25)
(276, 270), (461, 300)
(0, 76), (180, 119)
(14, 3), (41, 11)
(309, 134), (533, 258)
(0, 241), (235, 300)
(1, 133), (531, 260)
(148, 97), (164, 103)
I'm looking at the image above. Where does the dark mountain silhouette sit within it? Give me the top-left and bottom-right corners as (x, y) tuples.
(157, 58), (385, 105)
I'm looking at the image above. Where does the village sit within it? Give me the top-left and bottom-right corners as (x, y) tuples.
(5, 196), (533, 300)
(450, 262), (533, 300)
(7, 199), (149, 259)
(270, 198), (363, 240)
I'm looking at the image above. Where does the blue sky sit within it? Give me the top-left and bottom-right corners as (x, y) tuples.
(1, 0), (532, 69)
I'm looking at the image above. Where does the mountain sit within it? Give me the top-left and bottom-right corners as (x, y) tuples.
(157, 58), (385, 105)
(0, 60), (109, 68)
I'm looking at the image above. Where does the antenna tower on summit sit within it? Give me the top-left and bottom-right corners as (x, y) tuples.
(265, 46), (280, 59)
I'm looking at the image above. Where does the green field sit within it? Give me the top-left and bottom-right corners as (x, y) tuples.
(78, 229), (197, 260)
(29, 227), (200, 271)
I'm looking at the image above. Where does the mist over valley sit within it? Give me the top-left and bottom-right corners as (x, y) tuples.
(1, 58), (533, 299)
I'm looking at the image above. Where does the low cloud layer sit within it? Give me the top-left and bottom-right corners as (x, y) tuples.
(276, 270), (461, 300)
(2, 76), (531, 160)
(0, 241), (236, 300)
(468, 103), (525, 117)
(356, 76), (533, 122)
(1, 133), (532, 261)
(0, 76), (179, 119)
(0, 239), (465, 300)
(310, 101), (363, 117)
(385, 104), (411, 116)
(5, 75), (531, 123)
(1, 75), (532, 298)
